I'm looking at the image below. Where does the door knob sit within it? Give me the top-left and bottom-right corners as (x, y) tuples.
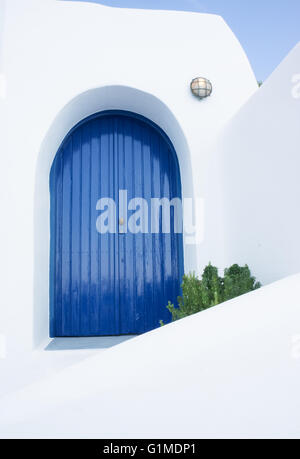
(119, 217), (124, 226)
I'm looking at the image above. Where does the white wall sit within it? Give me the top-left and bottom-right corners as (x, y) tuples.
(216, 43), (300, 285)
(0, 0), (257, 349)
(1, 274), (300, 438)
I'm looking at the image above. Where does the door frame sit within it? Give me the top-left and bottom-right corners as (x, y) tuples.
(49, 110), (184, 337)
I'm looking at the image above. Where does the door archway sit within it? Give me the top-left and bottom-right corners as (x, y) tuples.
(50, 111), (184, 336)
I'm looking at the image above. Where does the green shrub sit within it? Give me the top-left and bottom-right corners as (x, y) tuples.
(166, 273), (202, 322)
(164, 263), (261, 323)
(223, 264), (261, 301)
(199, 263), (224, 309)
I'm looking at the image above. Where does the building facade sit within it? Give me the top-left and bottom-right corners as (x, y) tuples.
(0, 0), (259, 348)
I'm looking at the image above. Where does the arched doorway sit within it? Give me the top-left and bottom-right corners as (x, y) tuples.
(50, 111), (184, 336)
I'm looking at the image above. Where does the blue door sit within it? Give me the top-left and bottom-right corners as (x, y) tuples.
(50, 111), (184, 336)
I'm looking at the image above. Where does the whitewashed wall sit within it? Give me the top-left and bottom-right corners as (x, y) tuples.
(0, 0), (257, 350)
(216, 43), (300, 285)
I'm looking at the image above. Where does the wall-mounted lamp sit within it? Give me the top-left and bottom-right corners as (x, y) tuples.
(190, 77), (212, 99)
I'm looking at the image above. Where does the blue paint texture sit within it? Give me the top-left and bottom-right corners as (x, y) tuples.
(50, 111), (184, 336)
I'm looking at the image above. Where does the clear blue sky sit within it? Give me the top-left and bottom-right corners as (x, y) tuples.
(65, 0), (300, 81)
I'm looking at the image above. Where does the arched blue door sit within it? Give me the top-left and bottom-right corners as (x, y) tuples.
(50, 111), (184, 336)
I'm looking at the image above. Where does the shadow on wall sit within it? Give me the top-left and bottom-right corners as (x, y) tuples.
(45, 335), (136, 351)
(218, 43), (300, 285)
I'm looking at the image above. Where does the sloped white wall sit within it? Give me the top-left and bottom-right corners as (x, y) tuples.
(1, 274), (300, 439)
(216, 43), (300, 285)
(0, 0), (257, 350)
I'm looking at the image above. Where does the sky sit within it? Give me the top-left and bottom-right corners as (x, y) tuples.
(64, 0), (300, 82)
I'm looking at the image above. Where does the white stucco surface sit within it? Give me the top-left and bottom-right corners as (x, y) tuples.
(0, 0), (257, 350)
(215, 42), (300, 285)
(1, 274), (300, 439)
(0, 0), (300, 440)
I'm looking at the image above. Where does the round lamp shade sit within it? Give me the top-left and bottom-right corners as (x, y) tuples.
(190, 77), (212, 99)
